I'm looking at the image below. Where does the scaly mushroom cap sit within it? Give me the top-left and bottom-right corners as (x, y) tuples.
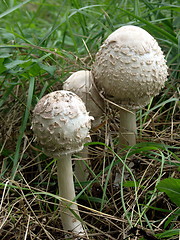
(32, 90), (94, 157)
(92, 25), (168, 109)
(63, 70), (104, 127)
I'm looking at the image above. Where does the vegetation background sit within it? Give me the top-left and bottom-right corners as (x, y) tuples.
(0, 0), (179, 239)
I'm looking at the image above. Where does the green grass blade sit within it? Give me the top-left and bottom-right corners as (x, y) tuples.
(134, 150), (165, 226)
(0, 0), (32, 19)
(118, 8), (177, 45)
(141, 0), (175, 30)
(0, 85), (15, 108)
(11, 77), (35, 179)
(100, 155), (116, 211)
(155, 229), (180, 239)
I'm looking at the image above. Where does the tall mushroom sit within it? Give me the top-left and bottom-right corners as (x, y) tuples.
(32, 90), (93, 238)
(63, 70), (104, 182)
(92, 25), (168, 184)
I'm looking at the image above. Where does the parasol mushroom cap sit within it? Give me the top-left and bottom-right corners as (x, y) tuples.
(32, 90), (94, 157)
(63, 70), (104, 127)
(92, 25), (168, 109)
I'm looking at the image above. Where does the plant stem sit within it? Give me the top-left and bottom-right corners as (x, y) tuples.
(56, 154), (85, 238)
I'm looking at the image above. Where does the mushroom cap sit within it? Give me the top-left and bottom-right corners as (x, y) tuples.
(63, 70), (104, 127)
(32, 90), (94, 157)
(92, 25), (168, 109)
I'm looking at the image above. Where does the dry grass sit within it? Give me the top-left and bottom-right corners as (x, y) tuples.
(0, 0), (180, 239)
(0, 86), (179, 239)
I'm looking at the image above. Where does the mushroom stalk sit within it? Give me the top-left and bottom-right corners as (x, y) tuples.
(57, 154), (85, 237)
(114, 109), (137, 186)
(118, 109), (137, 147)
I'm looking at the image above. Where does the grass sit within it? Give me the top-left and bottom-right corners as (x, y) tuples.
(0, 0), (180, 239)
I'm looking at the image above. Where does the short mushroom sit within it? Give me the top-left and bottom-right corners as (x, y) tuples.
(92, 25), (168, 184)
(32, 90), (93, 238)
(63, 70), (104, 128)
(63, 70), (104, 182)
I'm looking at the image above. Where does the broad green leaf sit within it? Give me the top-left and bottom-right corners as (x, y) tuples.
(28, 63), (43, 77)
(156, 178), (180, 207)
(0, 53), (12, 58)
(38, 63), (56, 76)
(5, 60), (30, 70)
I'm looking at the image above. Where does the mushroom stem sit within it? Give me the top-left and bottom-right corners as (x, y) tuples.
(114, 109), (137, 186)
(57, 154), (85, 238)
(119, 109), (137, 147)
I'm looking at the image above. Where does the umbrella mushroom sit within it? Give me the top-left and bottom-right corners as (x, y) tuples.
(92, 25), (168, 184)
(63, 70), (104, 182)
(32, 90), (93, 239)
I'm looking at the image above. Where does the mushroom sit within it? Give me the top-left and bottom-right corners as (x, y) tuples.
(92, 25), (168, 184)
(32, 90), (93, 238)
(63, 70), (104, 128)
(63, 70), (104, 182)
